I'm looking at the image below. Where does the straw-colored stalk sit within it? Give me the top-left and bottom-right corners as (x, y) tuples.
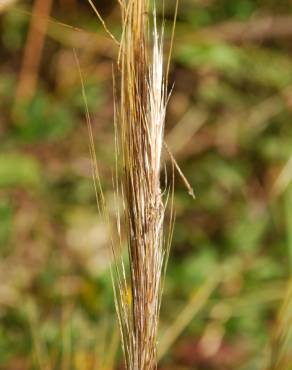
(112, 1), (171, 369)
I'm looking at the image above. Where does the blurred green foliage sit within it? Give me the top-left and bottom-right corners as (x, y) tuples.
(0, 153), (42, 187)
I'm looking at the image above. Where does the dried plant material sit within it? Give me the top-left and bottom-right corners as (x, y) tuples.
(15, 0), (53, 103)
(77, 1), (177, 368)
(164, 143), (196, 199)
(87, 0), (119, 45)
(112, 1), (173, 369)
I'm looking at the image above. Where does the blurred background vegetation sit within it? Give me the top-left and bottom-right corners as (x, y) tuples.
(0, 0), (292, 369)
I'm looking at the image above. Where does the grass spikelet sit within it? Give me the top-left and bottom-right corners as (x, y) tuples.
(78, 1), (175, 368)
(113, 1), (170, 369)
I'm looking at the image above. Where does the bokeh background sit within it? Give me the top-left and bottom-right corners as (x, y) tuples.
(0, 0), (292, 369)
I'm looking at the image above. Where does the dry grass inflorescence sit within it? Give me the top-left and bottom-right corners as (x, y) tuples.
(111, 1), (174, 369)
(84, 0), (175, 369)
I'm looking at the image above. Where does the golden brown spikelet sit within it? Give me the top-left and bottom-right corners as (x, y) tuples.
(113, 1), (170, 369)
(79, 1), (177, 369)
